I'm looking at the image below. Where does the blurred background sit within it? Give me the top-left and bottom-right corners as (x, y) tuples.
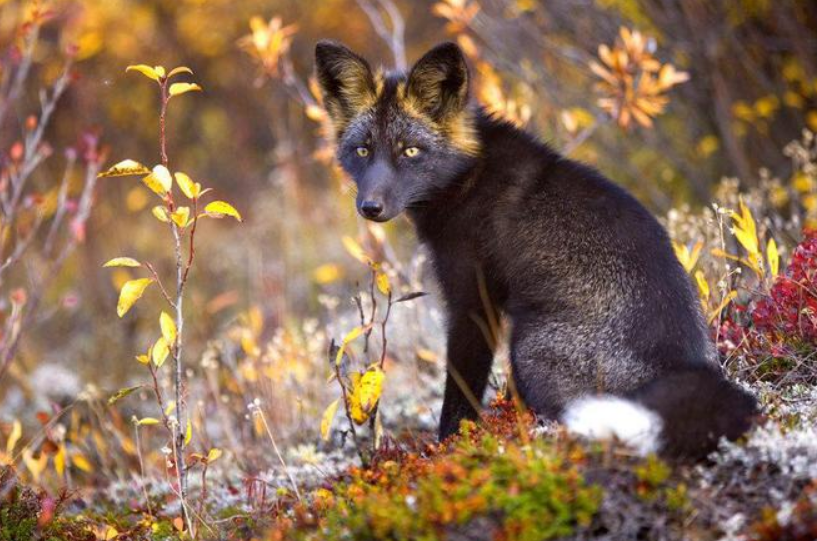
(1, 0), (817, 484)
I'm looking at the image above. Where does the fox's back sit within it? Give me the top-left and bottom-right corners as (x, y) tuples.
(451, 115), (716, 391)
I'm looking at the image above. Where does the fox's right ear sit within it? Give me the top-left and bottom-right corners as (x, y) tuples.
(315, 41), (376, 132)
(406, 42), (469, 122)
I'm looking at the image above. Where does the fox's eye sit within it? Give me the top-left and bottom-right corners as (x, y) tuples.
(403, 147), (420, 158)
(356, 147), (369, 158)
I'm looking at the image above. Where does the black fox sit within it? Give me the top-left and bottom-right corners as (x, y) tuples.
(315, 40), (758, 459)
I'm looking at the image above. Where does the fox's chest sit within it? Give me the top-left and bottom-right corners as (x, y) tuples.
(416, 213), (508, 308)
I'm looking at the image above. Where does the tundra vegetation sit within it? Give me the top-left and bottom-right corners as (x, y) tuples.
(1, 1), (817, 540)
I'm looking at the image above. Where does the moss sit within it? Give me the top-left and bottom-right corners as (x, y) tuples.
(271, 397), (603, 540)
(0, 467), (95, 541)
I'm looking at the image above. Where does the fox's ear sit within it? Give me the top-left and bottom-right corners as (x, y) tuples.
(406, 42), (469, 121)
(315, 40), (376, 131)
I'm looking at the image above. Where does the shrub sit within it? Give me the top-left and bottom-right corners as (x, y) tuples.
(718, 230), (817, 384)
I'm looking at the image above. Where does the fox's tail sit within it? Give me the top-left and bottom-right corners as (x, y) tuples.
(561, 365), (758, 460)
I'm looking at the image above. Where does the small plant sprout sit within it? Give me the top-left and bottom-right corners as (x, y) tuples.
(321, 235), (426, 465)
(99, 63), (240, 534)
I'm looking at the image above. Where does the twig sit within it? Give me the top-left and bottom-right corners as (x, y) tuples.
(134, 424), (154, 517)
(356, 0), (407, 70)
(253, 408), (302, 500)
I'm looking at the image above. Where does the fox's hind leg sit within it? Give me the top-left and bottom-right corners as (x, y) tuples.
(508, 315), (598, 419)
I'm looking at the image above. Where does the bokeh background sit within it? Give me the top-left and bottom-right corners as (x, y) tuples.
(2, 0), (817, 486)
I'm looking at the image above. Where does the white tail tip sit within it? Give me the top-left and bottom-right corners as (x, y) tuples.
(561, 395), (663, 456)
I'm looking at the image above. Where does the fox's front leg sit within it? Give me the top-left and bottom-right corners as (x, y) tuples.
(438, 313), (495, 440)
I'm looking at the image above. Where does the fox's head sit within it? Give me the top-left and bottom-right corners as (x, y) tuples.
(315, 41), (480, 222)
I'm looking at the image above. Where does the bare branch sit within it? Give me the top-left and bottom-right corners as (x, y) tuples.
(356, 0), (407, 71)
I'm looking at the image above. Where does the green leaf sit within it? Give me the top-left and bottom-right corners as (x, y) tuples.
(108, 385), (143, 405)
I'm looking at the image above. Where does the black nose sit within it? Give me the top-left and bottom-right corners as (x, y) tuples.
(360, 200), (384, 219)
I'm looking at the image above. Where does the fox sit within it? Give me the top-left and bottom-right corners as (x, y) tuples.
(314, 40), (758, 459)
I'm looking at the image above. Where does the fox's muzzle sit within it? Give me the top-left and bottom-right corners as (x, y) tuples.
(356, 160), (400, 222)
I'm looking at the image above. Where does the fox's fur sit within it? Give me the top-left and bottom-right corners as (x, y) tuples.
(315, 40), (758, 460)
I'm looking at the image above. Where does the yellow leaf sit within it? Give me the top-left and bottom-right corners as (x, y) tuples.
(160, 311), (177, 345)
(710, 248), (741, 262)
(169, 82), (202, 97)
(313, 263), (342, 284)
(320, 398), (340, 441)
(204, 200), (242, 221)
(135, 354), (150, 364)
(730, 198), (759, 256)
(348, 368), (384, 425)
(708, 290), (738, 325)
(416, 348), (438, 363)
(142, 165), (173, 196)
(733, 227), (759, 257)
(152, 336), (169, 367)
(694, 270), (710, 300)
(117, 278), (154, 317)
(165, 401), (176, 416)
(672, 241), (702, 273)
(55, 444), (66, 476)
(103, 257), (141, 268)
(6, 420), (21, 455)
(22, 449), (47, 482)
(334, 325), (370, 366)
(97, 526), (118, 541)
(375, 270), (391, 295)
(356, 367), (384, 412)
(168, 66), (194, 78)
(126, 64), (162, 81)
(171, 206), (191, 227)
(342, 236), (371, 264)
(71, 452), (93, 473)
(767, 237), (779, 276)
(174, 172), (201, 199)
(136, 417), (160, 426)
(348, 375), (366, 424)
(185, 419), (192, 446)
(207, 448), (223, 462)
(152, 205), (170, 222)
(98, 159), (151, 178)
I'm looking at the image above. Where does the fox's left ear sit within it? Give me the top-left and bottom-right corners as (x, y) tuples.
(315, 40), (377, 132)
(406, 42), (469, 121)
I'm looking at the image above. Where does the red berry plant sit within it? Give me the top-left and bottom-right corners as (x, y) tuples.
(719, 230), (817, 385)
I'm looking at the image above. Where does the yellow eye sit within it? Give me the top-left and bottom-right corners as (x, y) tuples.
(404, 146), (420, 158)
(356, 147), (369, 157)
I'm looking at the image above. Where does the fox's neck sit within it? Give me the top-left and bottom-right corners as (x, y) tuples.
(408, 108), (558, 236)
